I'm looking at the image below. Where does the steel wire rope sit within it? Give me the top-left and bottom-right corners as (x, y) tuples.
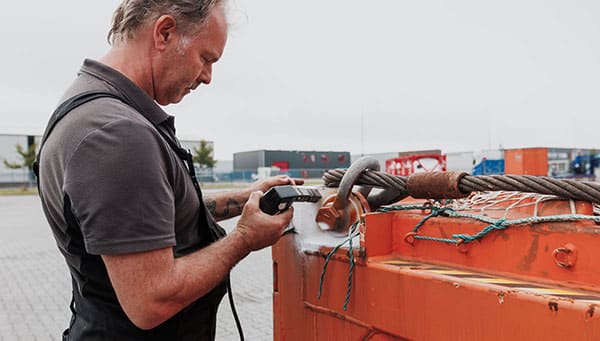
(323, 169), (600, 205)
(318, 164), (600, 310)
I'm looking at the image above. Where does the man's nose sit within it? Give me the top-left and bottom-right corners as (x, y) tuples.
(199, 65), (213, 85)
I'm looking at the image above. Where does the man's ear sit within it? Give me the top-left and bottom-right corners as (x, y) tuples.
(153, 15), (177, 51)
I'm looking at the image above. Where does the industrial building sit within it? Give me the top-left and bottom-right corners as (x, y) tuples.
(233, 150), (351, 179)
(360, 147), (599, 180)
(446, 147), (600, 179)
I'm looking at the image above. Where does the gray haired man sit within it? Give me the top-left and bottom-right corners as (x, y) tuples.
(37, 1), (299, 339)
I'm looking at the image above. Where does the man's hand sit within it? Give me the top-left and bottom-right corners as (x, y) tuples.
(248, 175), (305, 194)
(205, 175), (304, 221)
(232, 191), (294, 253)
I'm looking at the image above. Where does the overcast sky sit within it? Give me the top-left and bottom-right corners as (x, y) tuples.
(2, 1), (600, 160)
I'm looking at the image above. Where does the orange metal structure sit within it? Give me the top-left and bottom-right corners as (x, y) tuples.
(273, 190), (600, 340)
(505, 148), (549, 176)
(385, 154), (447, 177)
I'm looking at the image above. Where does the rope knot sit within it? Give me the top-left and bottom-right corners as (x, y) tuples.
(493, 219), (507, 229)
(453, 218), (509, 244)
(452, 233), (478, 243)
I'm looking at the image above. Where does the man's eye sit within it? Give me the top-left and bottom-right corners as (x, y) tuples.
(202, 55), (218, 64)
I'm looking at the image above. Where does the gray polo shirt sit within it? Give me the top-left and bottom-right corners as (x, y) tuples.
(38, 59), (225, 340)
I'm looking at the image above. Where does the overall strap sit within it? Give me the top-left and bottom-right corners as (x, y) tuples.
(34, 91), (225, 239)
(34, 91), (123, 179)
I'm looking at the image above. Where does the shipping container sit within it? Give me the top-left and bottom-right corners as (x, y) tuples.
(505, 148), (548, 176)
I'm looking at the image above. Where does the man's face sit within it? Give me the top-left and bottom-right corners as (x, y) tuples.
(154, 9), (227, 105)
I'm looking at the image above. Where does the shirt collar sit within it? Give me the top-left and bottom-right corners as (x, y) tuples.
(79, 59), (176, 132)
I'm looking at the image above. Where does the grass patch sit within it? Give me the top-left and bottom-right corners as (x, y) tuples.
(200, 182), (251, 190)
(0, 187), (38, 195)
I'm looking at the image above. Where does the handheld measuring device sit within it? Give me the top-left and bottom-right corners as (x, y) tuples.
(259, 185), (322, 215)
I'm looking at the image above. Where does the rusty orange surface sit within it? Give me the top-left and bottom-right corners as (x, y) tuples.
(273, 194), (600, 340)
(364, 198), (600, 292)
(274, 237), (600, 340)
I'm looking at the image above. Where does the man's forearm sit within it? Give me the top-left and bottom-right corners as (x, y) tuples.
(104, 189), (291, 330)
(103, 230), (251, 330)
(167, 230), (250, 310)
(204, 189), (251, 221)
(205, 176), (301, 220)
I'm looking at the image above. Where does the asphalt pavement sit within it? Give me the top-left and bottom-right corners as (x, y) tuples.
(0, 194), (273, 341)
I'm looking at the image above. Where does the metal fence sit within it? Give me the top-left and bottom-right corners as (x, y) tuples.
(0, 168), (34, 188)
(0, 167), (333, 188)
(212, 168), (332, 183)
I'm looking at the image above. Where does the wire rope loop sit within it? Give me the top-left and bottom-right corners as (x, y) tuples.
(421, 201), (433, 213)
(404, 232), (417, 245)
(552, 247), (574, 269)
(454, 239), (471, 254)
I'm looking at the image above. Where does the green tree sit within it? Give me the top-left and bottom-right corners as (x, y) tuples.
(4, 143), (37, 187)
(192, 140), (217, 169)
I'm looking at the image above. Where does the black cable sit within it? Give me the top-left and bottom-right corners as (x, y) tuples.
(226, 276), (245, 341)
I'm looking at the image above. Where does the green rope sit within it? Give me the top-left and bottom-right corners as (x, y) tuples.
(317, 221), (360, 311)
(378, 204), (600, 245)
(316, 236), (349, 299)
(377, 204), (434, 213)
(316, 204), (600, 310)
(344, 222), (360, 311)
(451, 219), (507, 244)
(411, 206), (455, 232)
(413, 235), (459, 244)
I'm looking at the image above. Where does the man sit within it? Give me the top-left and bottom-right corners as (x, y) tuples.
(37, 1), (299, 339)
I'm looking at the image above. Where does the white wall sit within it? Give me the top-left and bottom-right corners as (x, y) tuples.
(446, 151), (475, 173)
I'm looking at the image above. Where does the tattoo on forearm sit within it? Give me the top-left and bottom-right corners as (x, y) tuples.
(206, 199), (217, 216)
(206, 198), (242, 219)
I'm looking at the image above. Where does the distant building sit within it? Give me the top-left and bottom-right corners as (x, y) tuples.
(454, 149), (505, 176)
(353, 150), (443, 171)
(508, 147), (599, 178)
(547, 148), (576, 178)
(453, 147), (599, 179)
(234, 150), (351, 179)
(445, 151), (476, 173)
(214, 160), (233, 173)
